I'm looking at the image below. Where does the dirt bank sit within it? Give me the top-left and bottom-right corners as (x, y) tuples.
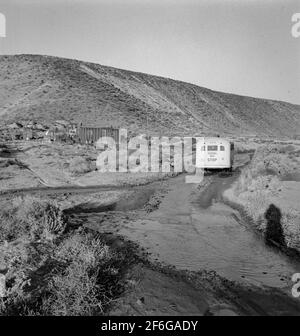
(223, 144), (300, 253)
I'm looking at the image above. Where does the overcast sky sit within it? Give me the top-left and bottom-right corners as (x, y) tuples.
(0, 0), (299, 104)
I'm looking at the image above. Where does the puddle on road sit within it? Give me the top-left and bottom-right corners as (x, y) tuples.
(64, 187), (156, 214)
(113, 187), (156, 211)
(194, 171), (237, 209)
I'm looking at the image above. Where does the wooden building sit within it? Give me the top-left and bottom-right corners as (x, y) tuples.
(77, 126), (119, 144)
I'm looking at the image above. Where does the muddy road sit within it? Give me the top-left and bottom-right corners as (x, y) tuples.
(7, 152), (298, 290)
(71, 153), (300, 292)
(116, 173), (299, 289)
(1, 150), (300, 314)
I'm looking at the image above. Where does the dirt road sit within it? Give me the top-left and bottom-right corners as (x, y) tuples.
(1, 151), (300, 315)
(116, 173), (299, 288)
(75, 167), (300, 315)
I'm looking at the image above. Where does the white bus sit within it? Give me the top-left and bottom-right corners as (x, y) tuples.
(196, 137), (234, 171)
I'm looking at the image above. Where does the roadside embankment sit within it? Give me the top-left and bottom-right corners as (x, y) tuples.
(224, 143), (300, 253)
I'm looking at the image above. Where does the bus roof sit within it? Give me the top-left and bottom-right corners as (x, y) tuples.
(199, 137), (231, 144)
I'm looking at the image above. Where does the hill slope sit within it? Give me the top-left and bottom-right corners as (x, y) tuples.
(0, 54), (300, 137)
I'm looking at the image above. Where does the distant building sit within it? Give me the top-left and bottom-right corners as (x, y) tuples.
(77, 125), (119, 144)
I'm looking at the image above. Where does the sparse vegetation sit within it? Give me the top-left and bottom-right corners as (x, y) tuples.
(68, 157), (95, 175)
(0, 196), (138, 316)
(0, 196), (66, 242)
(1, 55), (300, 137)
(37, 232), (121, 316)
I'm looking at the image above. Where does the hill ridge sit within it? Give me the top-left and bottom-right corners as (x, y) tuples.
(0, 54), (299, 137)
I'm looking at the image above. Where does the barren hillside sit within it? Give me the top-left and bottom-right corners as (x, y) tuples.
(0, 54), (300, 137)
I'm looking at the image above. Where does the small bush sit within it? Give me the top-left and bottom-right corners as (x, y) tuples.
(41, 232), (116, 316)
(68, 157), (94, 174)
(0, 196), (66, 242)
(0, 231), (123, 316)
(44, 261), (100, 315)
(0, 203), (26, 242)
(0, 241), (40, 315)
(0, 193), (135, 316)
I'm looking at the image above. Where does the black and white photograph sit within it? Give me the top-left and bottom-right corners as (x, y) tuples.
(0, 0), (300, 321)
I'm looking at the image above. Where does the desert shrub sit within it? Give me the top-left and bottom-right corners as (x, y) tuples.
(41, 232), (117, 316)
(0, 241), (39, 315)
(250, 145), (299, 177)
(0, 196), (66, 242)
(54, 232), (112, 266)
(0, 274), (31, 316)
(0, 196), (136, 316)
(281, 209), (300, 251)
(0, 231), (120, 316)
(68, 157), (94, 174)
(0, 202), (29, 242)
(14, 196), (66, 241)
(43, 261), (100, 315)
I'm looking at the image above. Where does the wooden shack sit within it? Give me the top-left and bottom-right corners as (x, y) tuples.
(77, 126), (119, 144)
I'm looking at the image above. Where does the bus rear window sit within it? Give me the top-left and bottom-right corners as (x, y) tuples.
(220, 146), (225, 151)
(207, 145), (218, 151)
